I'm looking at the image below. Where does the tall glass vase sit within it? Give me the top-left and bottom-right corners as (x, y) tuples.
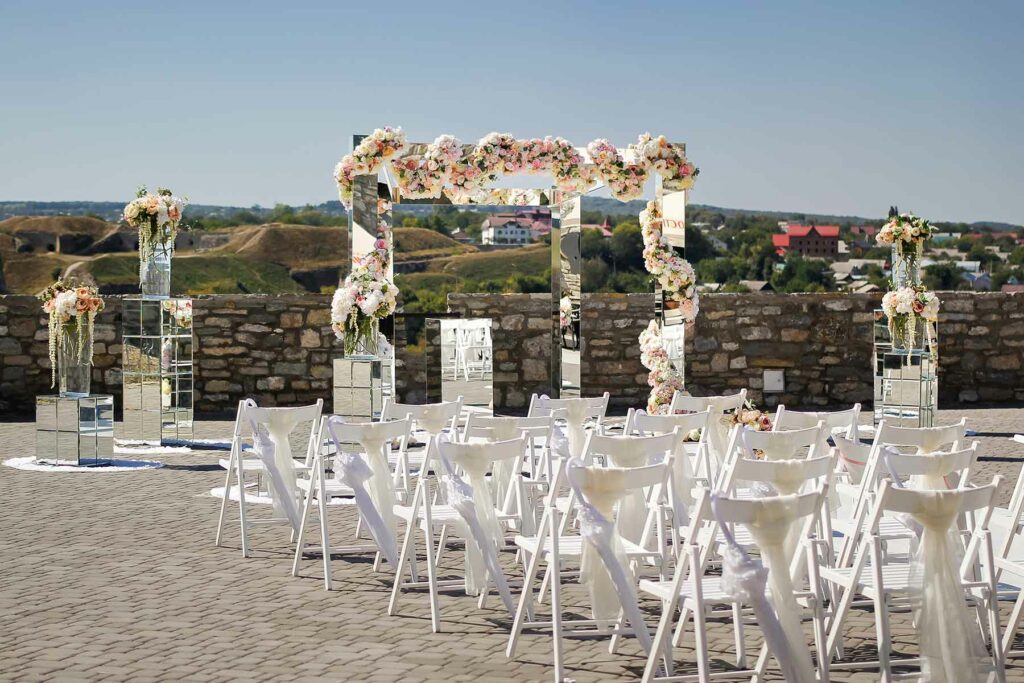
(58, 323), (92, 397)
(348, 319), (381, 360)
(891, 243), (921, 289)
(140, 230), (174, 298)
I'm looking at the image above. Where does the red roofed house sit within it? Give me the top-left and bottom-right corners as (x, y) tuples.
(772, 223), (840, 258)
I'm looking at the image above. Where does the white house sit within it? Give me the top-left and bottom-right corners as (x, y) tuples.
(481, 213), (533, 245)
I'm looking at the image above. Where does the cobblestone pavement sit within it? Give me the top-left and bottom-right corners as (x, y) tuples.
(2, 408), (1024, 682)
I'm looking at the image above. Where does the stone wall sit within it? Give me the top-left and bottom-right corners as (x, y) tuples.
(0, 294), (342, 416)
(2, 291), (1023, 417)
(447, 294), (555, 410)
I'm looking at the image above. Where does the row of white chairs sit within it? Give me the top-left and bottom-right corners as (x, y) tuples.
(441, 318), (493, 381)
(213, 390), (1022, 682)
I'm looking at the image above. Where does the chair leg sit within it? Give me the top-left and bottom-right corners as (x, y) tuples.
(215, 452), (234, 547)
(423, 521), (442, 633)
(692, 600), (711, 683)
(317, 466), (333, 591)
(732, 603), (746, 668)
(235, 460), (250, 558)
(642, 598), (678, 683)
(875, 593), (892, 683)
(291, 469), (318, 577)
(609, 609), (627, 654)
(549, 553), (564, 683)
(388, 513), (418, 617)
(1002, 591), (1024, 658)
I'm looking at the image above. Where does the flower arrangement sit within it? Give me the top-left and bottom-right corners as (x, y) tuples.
(881, 286), (939, 350)
(640, 200), (700, 322)
(330, 241), (399, 355)
(122, 187), (186, 262)
(876, 208), (934, 269)
(639, 320), (685, 414)
(334, 126), (406, 208)
(559, 296), (572, 329)
(40, 279), (104, 388)
(335, 128), (698, 206)
(726, 401), (774, 433)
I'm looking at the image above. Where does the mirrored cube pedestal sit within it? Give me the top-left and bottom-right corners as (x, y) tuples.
(119, 298), (194, 445)
(333, 358), (391, 420)
(36, 395), (114, 465)
(873, 309), (938, 427)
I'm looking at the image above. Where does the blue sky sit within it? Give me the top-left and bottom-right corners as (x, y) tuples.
(1, 0), (1022, 223)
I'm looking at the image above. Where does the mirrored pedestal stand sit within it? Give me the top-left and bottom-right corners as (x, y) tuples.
(36, 394), (114, 466)
(333, 357), (392, 421)
(873, 309), (938, 427)
(119, 298), (194, 446)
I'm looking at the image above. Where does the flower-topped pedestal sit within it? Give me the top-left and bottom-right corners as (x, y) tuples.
(41, 279), (105, 397)
(873, 209), (939, 427)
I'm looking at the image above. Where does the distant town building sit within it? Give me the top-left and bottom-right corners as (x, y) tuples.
(481, 208), (551, 245)
(739, 280), (773, 292)
(1002, 284), (1024, 294)
(849, 225), (878, 238)
(481, 213), (533, 245)
(772, 223), (840, 258)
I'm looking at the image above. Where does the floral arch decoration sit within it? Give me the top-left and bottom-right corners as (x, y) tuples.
(334, 128), (698, 411)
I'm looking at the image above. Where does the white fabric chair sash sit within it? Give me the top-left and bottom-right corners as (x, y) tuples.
(477, 420), (522, 508)
(346, 425), (395, 531)
(243, 399), (301, 531)
(604, 449), (651, 545)
(565, 458), (634, 626)
(437, 447), (515, 613)
(712, 493), (816, 683)
(325, 417), (399, 567)
(566, 458), (653, 650)
(896, 487), (987, 682)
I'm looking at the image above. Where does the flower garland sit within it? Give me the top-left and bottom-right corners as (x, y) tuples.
(882, 286), (939, 352)
(122, 187), (186, 263)
(334, 128), (698, 208)
(640, 200), (699, 322)
(330, 240), (399, 355)
(334, 127), (406, 208)
(40, 279), (104, 388)
(639, 320), (684, 414)
(388, 134), (462, 200)
(876, 209), (934, 270)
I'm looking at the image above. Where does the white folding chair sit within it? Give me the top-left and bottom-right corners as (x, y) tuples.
(668, 390), (747, 472)
(993, 462), (1024, 658)
(291, 415), (411, 590)
(774, 402), (862, 440)
(528, 393), (610, 458)
(507, 457), (669, 683)
(823, 479), (1005, 681)
(214, 398), (323, 557)
(462, 413), (555, 535)
(640, 487), (829, 683)
(381, 397), (462, 501)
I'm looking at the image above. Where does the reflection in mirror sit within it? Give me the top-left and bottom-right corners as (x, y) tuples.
(556, 194), (581, 397)
(442, 318), (492, 412)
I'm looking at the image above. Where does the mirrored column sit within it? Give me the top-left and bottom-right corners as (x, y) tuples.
(553, 193), (581, 398)
(656, 168), (689, 379)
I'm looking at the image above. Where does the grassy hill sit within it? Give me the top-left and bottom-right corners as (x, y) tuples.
(0, 215), (114, 239)
(427, 244), (549, 281)
(84, 253), (304, 294)
(210, 223), (346, 268)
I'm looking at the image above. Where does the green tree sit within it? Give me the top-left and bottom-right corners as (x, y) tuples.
(609, 223), (644, 271)
(923, 262), (966, 290)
